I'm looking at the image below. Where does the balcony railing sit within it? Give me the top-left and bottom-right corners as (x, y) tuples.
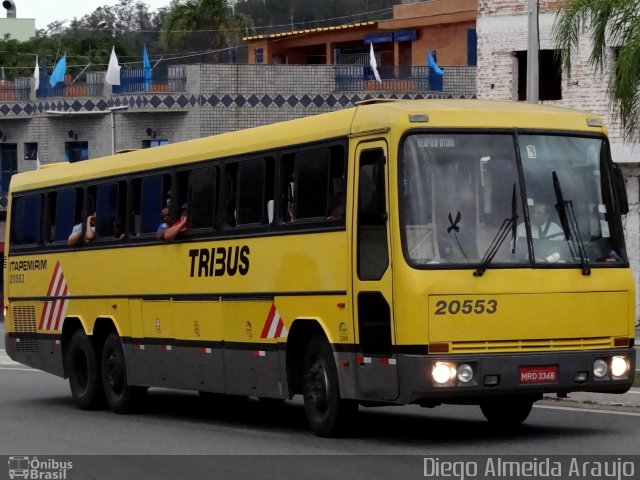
(335, 65), (476, 96)
(31, 66), (187, 98)
(112, 66), (187, 94)
(0, 78), (31, 101)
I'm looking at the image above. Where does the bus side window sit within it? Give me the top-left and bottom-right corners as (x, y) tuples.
(237, 158), (271, 225)
(295, 148), (329, 220)
(92, 181), (127, 240)
(188, 166), (218, 230)
(175, 170), (190, 227)
(224, 163), (238, 227)
(10, 194), (43, 247)
(49, 188), (83, 243)
(281, 147), (342, 223)
(134, 173), (171, 237)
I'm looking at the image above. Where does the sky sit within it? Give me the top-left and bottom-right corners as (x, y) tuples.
(12, 1), (174, 30)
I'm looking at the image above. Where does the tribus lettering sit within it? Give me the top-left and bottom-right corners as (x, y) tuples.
(188, 246), (250, 277)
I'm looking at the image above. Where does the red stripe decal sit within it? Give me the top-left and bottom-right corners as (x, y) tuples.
(260, 303), (276, 338)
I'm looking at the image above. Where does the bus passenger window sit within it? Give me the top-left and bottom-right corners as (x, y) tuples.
(188, 166), (218, 230)
(48, 188), (83, 243)
(134, 174), (171, 237)
(225, 158), (274, 227)
(237, 159), (268, 225)
(280, 146), (344, 223)
(10, 194), (42, 246)
(92, 181), (127, 240)
(295, 149), (329, 219)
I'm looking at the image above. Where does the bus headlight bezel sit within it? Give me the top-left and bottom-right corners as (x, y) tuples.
(593, 359), (608, 378)
(456, 363), (474, 383)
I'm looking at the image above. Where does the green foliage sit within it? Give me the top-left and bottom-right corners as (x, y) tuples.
(554, 0), (640, 140)
(236, 0), (398, 31)
(161, 0), (256, 62)
(0, 0), (402, 76)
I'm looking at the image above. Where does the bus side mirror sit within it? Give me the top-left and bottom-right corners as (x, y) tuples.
(612, 164), (629, 215)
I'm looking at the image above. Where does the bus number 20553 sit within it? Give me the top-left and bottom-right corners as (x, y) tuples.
(434, 299), (498, 315)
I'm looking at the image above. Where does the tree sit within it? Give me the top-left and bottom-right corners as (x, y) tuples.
(554, 0), (640, 140)
(161, 0), (255, 63)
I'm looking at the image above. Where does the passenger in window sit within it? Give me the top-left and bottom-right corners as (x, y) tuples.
(327, 198), (345, 220)
(162, 203), (188, 240)
(113, 216), (125, 240)
(155, 207), (170, 240)
(68, 211), (96, 246)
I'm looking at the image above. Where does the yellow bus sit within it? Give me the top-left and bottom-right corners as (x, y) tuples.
(4, 99), (635, 437)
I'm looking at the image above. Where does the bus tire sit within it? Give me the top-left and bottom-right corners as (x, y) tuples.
(302, 335), (357, 437)
(66, 330), (105, 410)
(101, 332), (146, 413)
(480, 397), (533, 427)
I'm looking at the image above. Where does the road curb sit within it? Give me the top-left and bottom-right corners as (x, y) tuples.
(540, 387), (640, 412)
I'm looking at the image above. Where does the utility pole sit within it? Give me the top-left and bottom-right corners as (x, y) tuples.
(527, 0), (539, 103)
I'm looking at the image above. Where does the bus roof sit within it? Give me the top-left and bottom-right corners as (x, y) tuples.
(9, 99), (604, 193)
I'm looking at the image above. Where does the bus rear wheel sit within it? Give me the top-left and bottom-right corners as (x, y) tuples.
(302, 335), (357, 437)
(101, 332), (146, 413)
(66, 330), (105, 410)
(480, 397), (533, 427)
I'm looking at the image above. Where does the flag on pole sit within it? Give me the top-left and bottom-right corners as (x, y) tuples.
(105, 46), (121, 85)
(49, 53), (67, 87)
(427, 51), (444, 91)
(143, 44), (151, 91)
(33, 55), (40, 91)
(428, 51), (444, 75)
(369, 43), (382, 84)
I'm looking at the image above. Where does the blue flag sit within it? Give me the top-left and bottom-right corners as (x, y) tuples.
(143, 44), (151, 91)
(428, 51), (443, 76)
(49, 53), (67, 87)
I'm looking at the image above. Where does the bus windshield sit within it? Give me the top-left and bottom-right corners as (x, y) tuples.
(401, 132), (626, 268)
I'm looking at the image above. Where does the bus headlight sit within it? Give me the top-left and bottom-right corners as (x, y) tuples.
(432, 362), (456, 384)
(457, 364), (474, 383)
(611, 356), (630, 378)
(593, 359), (608, 378)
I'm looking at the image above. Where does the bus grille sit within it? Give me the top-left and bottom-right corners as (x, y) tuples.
(13, 305), (39, 353)
(450, 337), (613, 353)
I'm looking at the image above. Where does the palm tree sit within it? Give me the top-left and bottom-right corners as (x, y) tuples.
(554, 0), (640, 140)
(161, 0), (255, 63)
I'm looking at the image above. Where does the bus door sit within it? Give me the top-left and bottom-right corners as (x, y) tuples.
(352, 141), (399, 400)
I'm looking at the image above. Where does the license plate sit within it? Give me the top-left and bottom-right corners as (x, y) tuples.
(519, 365), (558, 384)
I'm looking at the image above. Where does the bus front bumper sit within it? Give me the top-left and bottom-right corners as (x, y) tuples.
(395, 348), (636, 405)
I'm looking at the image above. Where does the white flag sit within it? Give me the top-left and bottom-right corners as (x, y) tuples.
(105, 46), (121, 85)
(33, 55), (39, 91)
(36, 154), (41, 170)
(369, 43), (382, 84)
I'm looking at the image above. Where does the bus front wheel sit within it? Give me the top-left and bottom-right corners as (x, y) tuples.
(101, 332), (146, 413)
(480, 397), (533, 427)
(66, 330), (105, 410)
(302, 335), (357, 437)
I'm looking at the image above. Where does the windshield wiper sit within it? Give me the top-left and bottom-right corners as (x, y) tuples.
(552, 171), (591, 276)
(474, 184), (518, 277)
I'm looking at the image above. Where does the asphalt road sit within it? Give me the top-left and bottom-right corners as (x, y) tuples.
(1, 365), (639, 456)
(1, 321), (640, 480)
